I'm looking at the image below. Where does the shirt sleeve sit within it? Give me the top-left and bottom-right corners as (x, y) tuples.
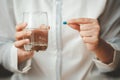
(93, 50), (120, 72)
(93, 37), (120, 72)
(1, 42), (31, 73)
(0, 0), (32, 73)
(95, 0), (120, 72)
(93, 38), (120, 72)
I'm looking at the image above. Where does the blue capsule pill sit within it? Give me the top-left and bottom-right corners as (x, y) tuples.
(63, 21), (67, 25)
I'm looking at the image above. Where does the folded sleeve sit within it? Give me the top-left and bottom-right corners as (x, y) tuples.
(93, 50), (120, 72)
(0, 42), (31, 73)
(93, 38), (120, 72)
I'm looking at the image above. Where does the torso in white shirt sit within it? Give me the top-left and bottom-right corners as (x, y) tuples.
(11, 0), (106, 80)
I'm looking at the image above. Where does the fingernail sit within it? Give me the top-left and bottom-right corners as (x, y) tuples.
(25, 39), (29, 43)
(63, 21), (67, 25)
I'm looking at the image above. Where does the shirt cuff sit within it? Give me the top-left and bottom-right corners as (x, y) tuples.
(10, 44), (31, 73)
(93, 50), (119, 72)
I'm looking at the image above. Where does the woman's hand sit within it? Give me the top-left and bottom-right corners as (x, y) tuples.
(67, 18), (114, 64)
(68, 18), (100, 51)
(14, 23), (34, 64)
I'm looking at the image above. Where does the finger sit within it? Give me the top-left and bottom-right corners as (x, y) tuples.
(68, 18), (97, 24)
(14, 39), (30, 48)
(16, 30), (32, 40)
(23, 51), (34, 60)
(18, 49), (34, 63)
(82, 36), (99, 44)
(80, 24), (94, 31)
(68, 23), (80, 32)
(80, 30), (94, 37)
(16, 23), (27, 31)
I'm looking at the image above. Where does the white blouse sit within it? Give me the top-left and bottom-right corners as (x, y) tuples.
(0, 0), (120, 80)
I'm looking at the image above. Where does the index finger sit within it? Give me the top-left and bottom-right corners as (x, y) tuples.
(16, 23), (27, 31)
(68, 18), (97, 24)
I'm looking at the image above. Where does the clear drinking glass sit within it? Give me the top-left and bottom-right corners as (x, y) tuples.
(23, 11), (49, 52)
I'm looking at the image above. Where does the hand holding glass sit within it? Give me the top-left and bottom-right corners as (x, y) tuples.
(23, 12), (49, 52)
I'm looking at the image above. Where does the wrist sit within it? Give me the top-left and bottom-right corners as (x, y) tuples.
(92, 38), (103, 52)
(92, 38), (114, 64)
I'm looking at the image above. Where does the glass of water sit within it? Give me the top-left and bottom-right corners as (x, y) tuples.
(23, 11), (49, 52)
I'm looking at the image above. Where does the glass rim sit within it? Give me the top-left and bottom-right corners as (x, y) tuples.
(22, 11), (49, 26)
